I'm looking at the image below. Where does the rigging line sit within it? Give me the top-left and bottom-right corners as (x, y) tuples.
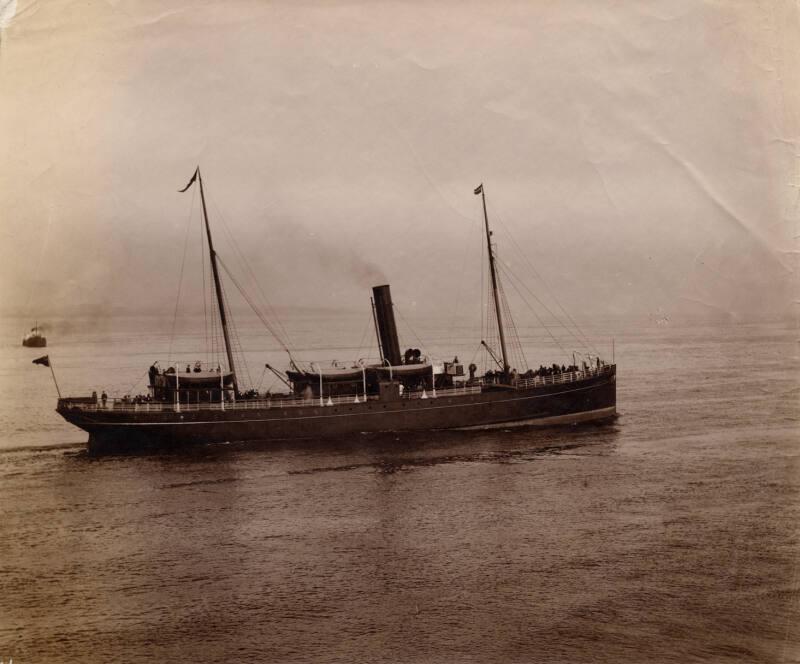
(211, 284), (222, 369)
(222, 276), (249, 382)
(491, 211), (600, 355)
(495, 254), (594, 355)
(502, 244), (597, 356)
(200, 205), (209, 367)
(501, 267), (573, 365)
(263, 376), (279, 395)
(483, 276), (498, 374)
(354, 311), (374, 361)
(496, 261), (572, 363)
(468, 341), (483, 367)
(213, 204), (289, 345)
(216, 255), (298, 365)
(206, 194), (295, 353)
(202, 194), (259, 317)
(479, 199), (487, 359)
(496, 275), (528, 371)
(490, 209), (584, 331)
(497, 279), (528, 371)
(167, 186), (197, 366)
(208, 263), (216, 365)
(216, 238), (291, 357)
(219, 275), (253, 389)
(254, 364), (268, 392)
(393, 303), (430, 359)
(123, 368), (151, 398)
(205, 220), (223, 370)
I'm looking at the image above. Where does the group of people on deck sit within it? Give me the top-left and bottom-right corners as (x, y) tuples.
(120, 394), (153, 405)
(151, 362), (222, 378)
(482, 357), (604, 384)
(526, 363), (579, 378)
(525, 357), (603, 379)
(91, 390), (151, 407)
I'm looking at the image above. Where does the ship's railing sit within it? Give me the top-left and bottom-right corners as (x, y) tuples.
(514, 364), (613, 389)
(62, 367), (618, 413)
(59, 366), (614, 413)
(155, 360), (227, 374)
(60, 383), (486, 413)
(62, 394), (381, 413)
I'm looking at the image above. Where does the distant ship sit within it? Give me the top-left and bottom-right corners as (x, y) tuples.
(56, 170), (616, 454)
(22, 323), (47, 348)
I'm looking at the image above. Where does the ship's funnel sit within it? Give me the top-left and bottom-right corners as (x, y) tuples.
(372, 284), (402, 367)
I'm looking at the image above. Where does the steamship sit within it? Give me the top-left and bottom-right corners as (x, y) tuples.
(22, 323), (47, 348)
(56, 170), (616, 454)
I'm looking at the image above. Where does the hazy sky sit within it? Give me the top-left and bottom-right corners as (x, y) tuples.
(0, 0), (797, 324)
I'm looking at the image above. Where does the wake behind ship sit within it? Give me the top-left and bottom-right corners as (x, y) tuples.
(54, 170), (616, 454)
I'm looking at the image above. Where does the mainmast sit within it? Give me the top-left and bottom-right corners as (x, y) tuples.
(182, 167), (238, 394)
(476, 183), (509, 374)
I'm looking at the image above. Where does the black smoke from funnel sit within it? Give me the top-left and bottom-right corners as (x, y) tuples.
(264, 220), (388, 290)
(314, 240), (387, 288)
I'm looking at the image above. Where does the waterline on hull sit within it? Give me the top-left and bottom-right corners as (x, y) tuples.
(454, 406), (617, 430)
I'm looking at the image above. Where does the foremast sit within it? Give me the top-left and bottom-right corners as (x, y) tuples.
(475, 183), (509, 374)
(180, 167), (239, 395)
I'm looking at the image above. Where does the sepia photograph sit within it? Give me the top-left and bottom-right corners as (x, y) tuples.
(1, 1), (798, 662)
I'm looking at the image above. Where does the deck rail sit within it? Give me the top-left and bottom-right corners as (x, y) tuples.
(59, 365), (613, 413)
(514, 364), (612, 389)
(60, 385), (482, 413)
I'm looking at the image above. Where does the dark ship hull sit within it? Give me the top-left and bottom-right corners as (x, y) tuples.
(58, 366), (615, 455)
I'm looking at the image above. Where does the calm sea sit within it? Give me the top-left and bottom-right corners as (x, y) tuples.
(0, 314), (798, 663)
